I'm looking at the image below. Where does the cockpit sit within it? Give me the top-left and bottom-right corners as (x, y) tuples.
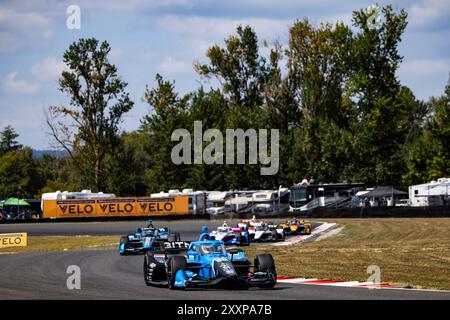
(192, 243), (226, 256)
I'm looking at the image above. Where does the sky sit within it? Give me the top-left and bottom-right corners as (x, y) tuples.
(0, 0), (449, 149)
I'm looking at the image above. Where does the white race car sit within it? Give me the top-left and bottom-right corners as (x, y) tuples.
(239, 219), (285, 242)
(209, 222), (250, 246)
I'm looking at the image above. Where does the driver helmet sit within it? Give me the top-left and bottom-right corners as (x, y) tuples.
(202, 245), (216, 254)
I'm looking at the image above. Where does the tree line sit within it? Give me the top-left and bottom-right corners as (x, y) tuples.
(0, 5), (449, 199)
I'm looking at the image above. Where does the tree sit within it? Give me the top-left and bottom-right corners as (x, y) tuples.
(286, 20), (353, 183)
(46, 38), (134, 191)
(104, 130), (152, 196)
(194, 25), (281, 189)
(195, 25), (270, 109)
(0, 125), (22, 155)
(34, 154), (80, 196)
(142, 74), (191, 192)
(184, 88), (229, 190)
(0, 147), (37, 198)
(404, 76), (450, 184)
(346, 5), (409, 186)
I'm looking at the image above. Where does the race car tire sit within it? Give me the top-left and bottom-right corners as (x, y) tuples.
(167, 256), (187, 289)
(143, 254), (152, 286)
(254, 254), (277, 288)
(168, 233), (181, 242)
(119, 236), (129, 256)
(306, 226), (312, 235)
(240, 235), (250, 246)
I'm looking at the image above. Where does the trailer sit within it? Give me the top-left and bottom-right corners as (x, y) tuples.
(41, 189), (207, 218)
(409, 178), (450, 207)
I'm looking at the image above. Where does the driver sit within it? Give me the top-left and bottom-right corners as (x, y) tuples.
(200, 244), (223, 255)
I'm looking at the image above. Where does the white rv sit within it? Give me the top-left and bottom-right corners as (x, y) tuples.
(251, 188), (290, 214)
(206, 191), (232, 216)
(40, 190), (116, 211)
(151, 189), (207, 215)
(409, 178), (450, 207)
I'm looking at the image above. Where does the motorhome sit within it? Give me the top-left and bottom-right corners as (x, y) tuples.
(409, 178), (450, 207)
(206, 191), (232, 216)
(41, 190), (115, 211)
(289, 182), (365, 212)
(209, 187), (290, 216)
(250, 188), (290, 215)
(151, 189), (208, 215)
(224, 191), (255, 214)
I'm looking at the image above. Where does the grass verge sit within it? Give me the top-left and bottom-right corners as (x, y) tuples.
(243, 218), (450, 290)
(0, 235), (118, 253)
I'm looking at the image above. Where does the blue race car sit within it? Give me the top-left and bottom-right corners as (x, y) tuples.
(119, 220), (180, 255)
(143, 226), (277, 289)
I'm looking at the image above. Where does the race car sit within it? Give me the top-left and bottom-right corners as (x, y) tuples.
(252, 222), (285, 242)
(208, 221), (250, 246)
(238, 218), (284, 242)
(143, 227), (277, 289)
(119, 220), (180, 255)
(280, 219), (312, 235)
(237, 217), (264, 241)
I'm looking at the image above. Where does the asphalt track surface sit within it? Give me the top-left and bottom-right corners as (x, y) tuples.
(1, 220), (450, 299)
(0, 219), (225, 238)
(1, 250), (449, 299)
(0, 219), (320, 241)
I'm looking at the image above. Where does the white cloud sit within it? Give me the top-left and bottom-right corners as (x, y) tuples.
(157, 56), (193, 77)
(399, 58), (450, 77)
(73, 0), (195, 14)
(408, 0), (450, 29)
(158, 15), (290, 41)
(0, 7), (53, 53)
(30, 57), (66, 81)
(398, 58), (450, 99)
(2, 71), (41, 95)
(156, 15), (291, 61)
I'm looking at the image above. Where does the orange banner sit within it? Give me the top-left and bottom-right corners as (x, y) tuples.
(42, 196), (190, 218)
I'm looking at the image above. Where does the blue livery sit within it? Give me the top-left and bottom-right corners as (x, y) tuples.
(143, 226), (277, 289)
(119, 220), (179, 255)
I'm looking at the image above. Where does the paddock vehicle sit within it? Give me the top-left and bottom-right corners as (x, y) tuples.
(208, 222), (250, 246)
(119, 220), (180, 255)
(280, 219), (312, 235)
(143, 227), (277, 289)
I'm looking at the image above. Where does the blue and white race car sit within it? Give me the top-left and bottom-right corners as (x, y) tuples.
(119, 220), (180, 255)
(143, 227), (277, 289)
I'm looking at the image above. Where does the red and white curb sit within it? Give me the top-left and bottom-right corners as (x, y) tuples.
(276, 276), (395, 288)
(272, 222), (338, 246)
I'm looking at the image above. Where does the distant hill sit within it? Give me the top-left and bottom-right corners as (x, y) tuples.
(32, 149), (69, 159)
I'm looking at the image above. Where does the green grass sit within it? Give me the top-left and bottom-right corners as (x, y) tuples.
(243, 218), (450, 290)
(0, 235), (118, 253)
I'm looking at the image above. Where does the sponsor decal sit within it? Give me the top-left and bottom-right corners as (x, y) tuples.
(43, 196), (190, 218)
(0, 233), (27, 249)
